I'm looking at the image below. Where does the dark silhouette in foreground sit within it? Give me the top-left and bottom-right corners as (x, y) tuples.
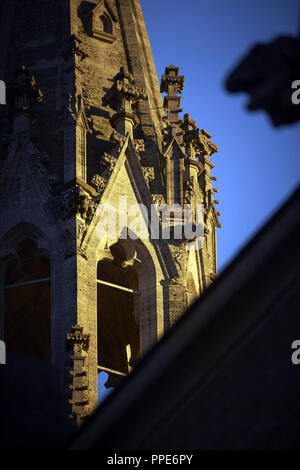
(226, 35), (300, 126)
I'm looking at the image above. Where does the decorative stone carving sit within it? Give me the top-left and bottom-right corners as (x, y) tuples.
(85, 199), (97, 225)
(69, 187), (88, 219)
(134, 138), (145, 156)
(66, 324), (90, 426)
(77, 219), (87, 241)
(162, 114), (170, 126)
(103, 67), (146, 135)
(91, 174), (108, 194)
(74, 191), (98, 236)
(46, 186), (98, 254)
(103, 69), (146, 111)
(180, 113), (218, 158)
(109, 130), (126, 153)
(66, 324), (90, 352)
(65, 93), (92, 134)
(151, 194), (165, 206)
(184, 176), (195, 204)
(160, 65), (184, 95)
(142, 166), (155, 190)
(180, 113), (197, 134)
(183, 126), (218, 157)
(101, 152), (117, 174)
(199, 129), (218, 156)
(160, 65), (185, 145)
(91, 152), (117, 195)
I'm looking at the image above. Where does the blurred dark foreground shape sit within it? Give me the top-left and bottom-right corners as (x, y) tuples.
(226, 35), (300, 126)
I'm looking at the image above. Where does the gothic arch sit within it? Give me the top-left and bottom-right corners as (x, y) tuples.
(0, 221), (50, 252)
(100, 13), (113, 34)
(0, 222), (51, 361)
(96, 233), (158, 387)
(0, 221), (51, 289)
(90, 1), (117, 43)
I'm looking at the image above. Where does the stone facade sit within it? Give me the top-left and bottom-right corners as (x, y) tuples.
(0, 0), (220, 426)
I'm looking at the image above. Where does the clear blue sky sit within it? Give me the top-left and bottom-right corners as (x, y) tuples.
(141, 0), (300, 270)
(98, 0), (300, 403)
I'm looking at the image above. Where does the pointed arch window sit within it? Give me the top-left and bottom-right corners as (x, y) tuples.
(97, 242), (140, 388)
(3, 239), (51, 361)
(91, 6), (117, 44)
(100, 14), (112, 35)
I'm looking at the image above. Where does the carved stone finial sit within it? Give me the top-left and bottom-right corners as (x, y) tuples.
(181, 113), (197, 133)
(109, 129), (127, 153)
(182, 124), (218, 157)
(102, 67), (146, 137)
(90, 151), (117, 195)
(142, 166), (155, 190)
(101, 152), (117, 172)
(66, 324), (90, 352)
(160, 65), (184, 95)
(66, 324), (90, 426)
(160, 65), (184, 141)
(91, 174), (107, 194)
(134, 138), (145, 156)
(7, 66), (43, 134)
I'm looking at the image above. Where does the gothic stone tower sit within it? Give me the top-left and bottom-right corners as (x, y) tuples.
(0, 0), (221, 425)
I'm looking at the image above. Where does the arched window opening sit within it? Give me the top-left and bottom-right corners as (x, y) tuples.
(100, 14), (113, 34)
(97, 242), (140, 388)
(4, 239), (51, 361)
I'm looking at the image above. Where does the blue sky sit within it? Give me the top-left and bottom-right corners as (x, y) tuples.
(98, 0), (300, 403)
(141, 0), (300, 270)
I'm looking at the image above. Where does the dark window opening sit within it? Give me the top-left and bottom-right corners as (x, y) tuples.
(97, 243), (140, 388)
(4, 239), (51, 361)
(100, 14), (113, 34)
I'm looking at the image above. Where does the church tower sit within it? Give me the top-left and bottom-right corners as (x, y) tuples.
(0, 0), (220, 425)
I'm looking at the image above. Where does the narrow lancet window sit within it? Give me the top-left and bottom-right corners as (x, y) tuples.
(97, 243), (140, 388)
(4, 239), (51, 361)
(100, 14), (113, 34)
